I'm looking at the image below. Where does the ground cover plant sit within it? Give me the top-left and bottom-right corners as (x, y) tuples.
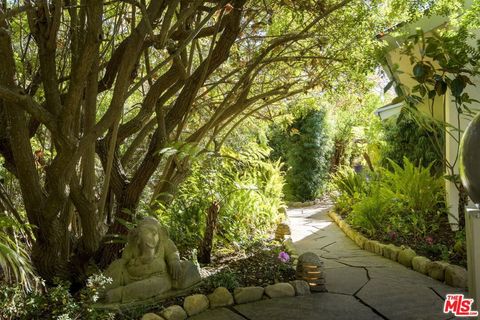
(332, 160), (466, 267)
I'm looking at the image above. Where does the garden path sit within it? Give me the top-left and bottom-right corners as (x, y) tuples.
(190, 204), (465, 320)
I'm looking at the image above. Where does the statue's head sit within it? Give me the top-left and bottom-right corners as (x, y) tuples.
(123, 217), (169, 259)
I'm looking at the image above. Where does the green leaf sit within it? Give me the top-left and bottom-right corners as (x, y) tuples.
(451, 77), (466, 97)
(384, 80), (395, 93)
(394, 84), (403, 96)
(413, 63), (431, 83)
(419, 85), (427, 97)
(434, 79), (447, 95)
(425, 42), (438, 57)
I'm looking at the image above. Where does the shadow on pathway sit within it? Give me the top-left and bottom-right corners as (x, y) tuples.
(191, 204), (464, 320)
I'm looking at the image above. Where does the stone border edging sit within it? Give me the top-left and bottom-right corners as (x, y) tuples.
(141, 238), (307, 320)
(328, 211), (468, 289)
(141, 281), (313, 320)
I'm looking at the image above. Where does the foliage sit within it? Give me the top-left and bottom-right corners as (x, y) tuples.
(349, 184), (390, 236)
(334, 158), (447, 240)
(0, 275), (114, 320)
(0, 215), (36, 291)
(155, 144), (285, 251)
(331, 166), (369, 217)
(269, 109), (332, 202)
(398, 27), (480, 113)
(381, 109), (444, 175)
(0, 0), (467, 285)
(386, 23), (480, 228)
(206, 268), (240, 291)
(328, 92), (385, 172)
(331, 166), (368, 198)
(384, 159), (445, 215)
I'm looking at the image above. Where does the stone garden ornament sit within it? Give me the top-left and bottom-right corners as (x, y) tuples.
(296, 252), (326, 292)
(103, 217), (201, 303)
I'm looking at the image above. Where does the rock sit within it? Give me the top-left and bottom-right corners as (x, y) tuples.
(373, 242), (385, 256)
(342, 224), (354, 239)
(329, 212), (340, 223)
(383, 244), (401, 261)
(354, 233), (367, 249)
(427, 261), (449, 281)
(445, 265), (468, 288)
(234, 286), (265, 304)
(412, 256), (431, 275)
(397, 248), (416, 268)
(207, 287), (234, 308)
(161, 305), (187, 320)
(142, 313), (164, 320)
(265, 283), (295, 298)
(289, 280), (311, 296)
(364, 240), (377, 253)
(183, 294), (209, 316)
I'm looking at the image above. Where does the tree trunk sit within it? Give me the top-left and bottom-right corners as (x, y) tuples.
(198, 201), (220, 264)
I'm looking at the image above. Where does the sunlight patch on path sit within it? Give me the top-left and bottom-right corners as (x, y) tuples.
(286, 203), (463, 320)
(288, 204), (332, 242)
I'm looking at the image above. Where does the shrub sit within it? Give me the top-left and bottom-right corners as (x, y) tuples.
(382, 158), (446, 237)
(331, 166), (369, 217)
(348, 185), (390, 236)
(207, 268), (240, 291)
(0, 275), (114, 320)
(269, 109), (332, 202)
(156, 144), (285, 251)
(0, 216), (37, 291)
(381, 110), (444, 175)
(334, 158), (447, 239)
(331, 166), (368, 197)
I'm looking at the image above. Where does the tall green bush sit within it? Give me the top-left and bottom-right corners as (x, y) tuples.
(155, 144), (285, 251)
(269, 109), (332, 202)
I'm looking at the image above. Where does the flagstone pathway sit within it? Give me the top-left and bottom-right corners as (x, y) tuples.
(190, 204), (466, 320)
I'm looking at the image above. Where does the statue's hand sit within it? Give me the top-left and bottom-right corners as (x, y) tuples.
(170, 260), (182, 280)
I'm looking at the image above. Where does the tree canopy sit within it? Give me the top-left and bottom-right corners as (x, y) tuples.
(0, 0), (465, 284)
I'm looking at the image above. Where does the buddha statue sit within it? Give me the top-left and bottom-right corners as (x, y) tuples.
(103, 217), (201, 303)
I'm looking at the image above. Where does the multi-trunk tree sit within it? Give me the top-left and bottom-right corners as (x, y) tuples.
(0, 0), (409, 283)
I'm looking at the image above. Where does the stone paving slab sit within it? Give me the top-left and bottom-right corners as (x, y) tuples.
(356, 279), (449, 320)
(288, 204), (467, 320)
(188, 204), (467, 319)
(233, 294), (383, 320)
(326, 267), (369, 295)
